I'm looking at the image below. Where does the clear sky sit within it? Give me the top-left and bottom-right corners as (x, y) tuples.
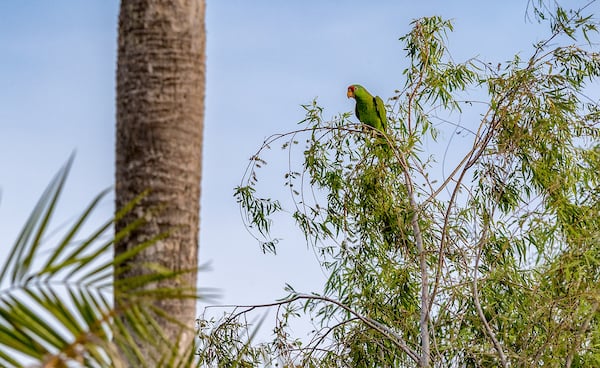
(1, 0), (595, 341)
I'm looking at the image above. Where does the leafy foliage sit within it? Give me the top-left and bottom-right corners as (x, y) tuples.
(0, 157), (203, 367)
(206, 3), (600, 367)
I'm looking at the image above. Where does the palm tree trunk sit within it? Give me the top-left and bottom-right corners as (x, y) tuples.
(115, 0), (205, 363)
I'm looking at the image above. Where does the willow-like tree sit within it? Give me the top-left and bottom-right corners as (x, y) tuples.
(115, 0), (205, 365)
(200, 3), (600, 367)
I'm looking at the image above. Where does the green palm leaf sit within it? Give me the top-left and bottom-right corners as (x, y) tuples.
(0, 159), (202, 367)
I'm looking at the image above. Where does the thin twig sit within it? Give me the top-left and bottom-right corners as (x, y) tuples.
(566, 300), (600, 368)
(204, 293), (420, 363)
(473, 233), (509, 367)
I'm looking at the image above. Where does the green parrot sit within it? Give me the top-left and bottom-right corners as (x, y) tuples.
(347, 84), (387, 133)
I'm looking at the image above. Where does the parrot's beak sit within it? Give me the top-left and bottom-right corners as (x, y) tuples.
(347, 90), (354, 99)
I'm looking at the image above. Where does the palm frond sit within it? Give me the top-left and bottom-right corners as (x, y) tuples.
(0, 159), (202, 367)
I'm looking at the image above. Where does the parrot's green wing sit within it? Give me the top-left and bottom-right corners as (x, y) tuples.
(374, 96), (387, 132)
(354, 104), (362, 123)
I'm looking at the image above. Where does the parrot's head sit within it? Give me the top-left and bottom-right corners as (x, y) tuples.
(347, 84), (362, 99)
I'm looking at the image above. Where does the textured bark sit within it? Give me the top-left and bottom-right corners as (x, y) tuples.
(115, 0), (205, 363)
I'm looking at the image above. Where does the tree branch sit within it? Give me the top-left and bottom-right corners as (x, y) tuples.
(394, 146), (430, 367)
(205, 293), (421, 363)
(473, 235), (509, 368)
(566, 300), (599, 368)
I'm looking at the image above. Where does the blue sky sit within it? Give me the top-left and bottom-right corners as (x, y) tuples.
(1, 0), (594, 337)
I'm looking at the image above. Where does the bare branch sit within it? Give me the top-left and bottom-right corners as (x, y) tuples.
(204, 293), (421, 363)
